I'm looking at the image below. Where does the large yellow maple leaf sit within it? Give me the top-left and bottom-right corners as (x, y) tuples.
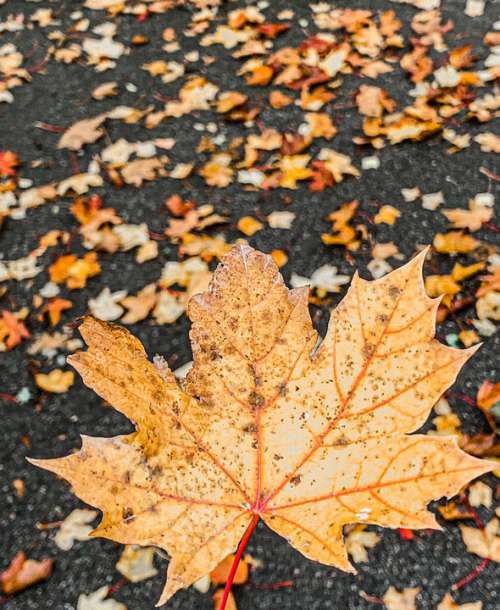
(30, 244), (494, 605)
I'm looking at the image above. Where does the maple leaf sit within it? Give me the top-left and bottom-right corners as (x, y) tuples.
(58, 115), (107, 151)
(30, 245), (494, 606)
(54, 509), (98, 550)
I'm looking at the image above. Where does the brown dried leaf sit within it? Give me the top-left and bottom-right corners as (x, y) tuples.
(30, 246), (494, 605)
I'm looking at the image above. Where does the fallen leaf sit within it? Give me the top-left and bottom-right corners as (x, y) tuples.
(458, 330), (480, 347)
(271, 249), (288, 267)
(269, 91), (293, 108)
(136, 240), (158, 264)
(422, 191), (444, 211)
(474, 133), (500, 153)
(278, 154), (313, 189)
(199, 154), (233, 187)
(116, 546), (158, 583)
(88, 287), (127, 321)
(237, 216), (263, 236)
(58, 115), (107, 151)
(0, 310), (30, 350)
(217, 92), (247, 113)
(57, 173), (104, 196)
(291, 265), (350, 295)
(55, 509), (98, 550)
(321, 200), (363, 250)
(383, 586), (420, 610)
(476, 380), (500, 433)
(305, 113), (337, 139)
(317, 149), (360, 183)
(49, 252), (101, 289)
(153, 290), (186, 324)
(374, 205), (401, 225)
(12, 479), (25, 498)
(452, 262), (485, 282)
(0, 150), (19, 176)
(213, 588), (237, 610)
(345, 525), (380, 562)
(92, 82), (118, 100)
(468, 481), (492, 508)
(460, 518), (500, 562)
(267, 211), (295, 229)
(120, 284), (158, 324)
(442, 204), (493, 232)
(476, 291), (500, 321)
(121, 159), (163, 187)
(77, 585), (127, 610)
(42, 298), (73, 326)
(437, 592), (482, 610)
(0, 551), (52, 595)
(433, 232), (480, 254)
(30, 246), (494, 605)
(356, 85), (395, 117)
(35, 369), (75, 393)
(210, 554), (249, 585)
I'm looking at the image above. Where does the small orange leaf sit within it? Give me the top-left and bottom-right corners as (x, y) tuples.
(237, 216), (263, 236)
(213, 588), (237, 610)
(458, 330), (480, 348)
(210, 554), (249, 585)
(374, 205), (401, 225)
(271, 249), (288, 267)
(217, 92), (247, 113)
(245, 65), (273, 86)
(49, 252), (101, 289)
(42, 298), (73, 326)
(0, 310), (30, 350)
(269, 91), (293, 109)
(35, 369), (75, 394)
(433, 232), (480, 254)
(0, 150), (19, 176)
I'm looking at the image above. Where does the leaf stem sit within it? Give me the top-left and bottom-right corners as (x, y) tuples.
(218, 514), (259, 610)
(451, 558), (490, 591)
